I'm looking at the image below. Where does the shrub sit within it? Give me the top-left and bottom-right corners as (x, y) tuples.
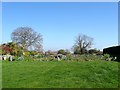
(103, 54), (110, 59)
(103, 54), (112, 61)
(17, 51), (23, 56)
(24, 56), (34, 61)
(24, 51), (30, 56)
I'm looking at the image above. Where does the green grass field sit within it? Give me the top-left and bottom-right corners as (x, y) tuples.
(0, 61), (2, 89)
(2, 60), (118, 88)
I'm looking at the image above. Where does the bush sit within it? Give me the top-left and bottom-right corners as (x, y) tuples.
(17, 51), (23, 56)
(24, 56), (34, 61)
(103, 54), (110, 58)
(73, 54), (102, 62)
(66, 55), (73, 61)
(103, 54), (112, 61)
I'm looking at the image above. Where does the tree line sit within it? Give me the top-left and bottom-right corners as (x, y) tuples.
(1, 26), (102, 56)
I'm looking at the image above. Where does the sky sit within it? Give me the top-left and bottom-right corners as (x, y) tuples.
(2, 2), (118, 51)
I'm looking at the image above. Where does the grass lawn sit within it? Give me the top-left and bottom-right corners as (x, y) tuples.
(2, 60), (118, 88)
(0, 61), (2, 89)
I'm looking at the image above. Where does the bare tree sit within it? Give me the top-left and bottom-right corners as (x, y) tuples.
(73, 34), (93, 54)
(11, 27), (43, 52)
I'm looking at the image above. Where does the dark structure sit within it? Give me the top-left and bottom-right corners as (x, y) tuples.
(103, 45), (120, 61)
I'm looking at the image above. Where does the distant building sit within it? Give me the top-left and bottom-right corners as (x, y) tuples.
(103, 45), (120, 61)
